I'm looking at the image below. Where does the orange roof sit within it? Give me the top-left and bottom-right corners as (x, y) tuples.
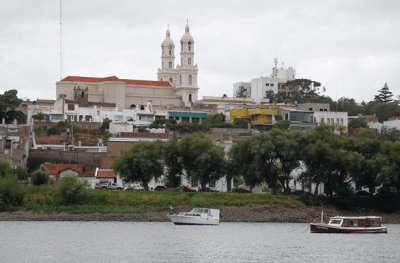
(41, 163), (84, 176)
(96, 169), (117, 178)
(61, 76), (171, 88)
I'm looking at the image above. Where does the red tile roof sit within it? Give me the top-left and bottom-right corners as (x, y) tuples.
(61, 76), (171, 87)
(41, 163), (84, 176)
(96, 169), (117, 178)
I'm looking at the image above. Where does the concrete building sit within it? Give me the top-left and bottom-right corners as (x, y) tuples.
(234, 58), (296, 103)
(313, 111), (348, 130)
(56, 24), (199, 111)
(157, 23), (199, 107)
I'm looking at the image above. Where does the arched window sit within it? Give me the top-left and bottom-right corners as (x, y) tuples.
(188, 42), (191, 51)
(130, 104), (136, 109)
(189, 94), (192, 102)
(81, 91), (85, 98)
(188, 75), (192, 86)
(169, 61), (172, 69)
(188, 58), (192, 65)
(140, 105), (145, 111)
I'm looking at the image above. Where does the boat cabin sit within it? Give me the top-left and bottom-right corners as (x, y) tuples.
(328, 216), (382, 227)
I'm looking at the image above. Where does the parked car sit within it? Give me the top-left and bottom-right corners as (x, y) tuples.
(232, 187), (251, 193)
(109, 183), (123, 190)
(95, 182), (123, 190)
(124, 183), (144, 191)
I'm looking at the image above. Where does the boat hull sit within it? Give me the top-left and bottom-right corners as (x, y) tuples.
(167, 214), (219, 225)
(310, 223), (387, 234)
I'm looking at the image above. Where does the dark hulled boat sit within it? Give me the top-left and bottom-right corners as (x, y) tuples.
(310, 216), (387, 233)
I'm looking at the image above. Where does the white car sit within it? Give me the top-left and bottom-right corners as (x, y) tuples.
(124, 183), (144, 191)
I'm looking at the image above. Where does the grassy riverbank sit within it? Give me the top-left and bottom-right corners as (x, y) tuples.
(24, 190), (305, 214)
(2, 190), (400, 223)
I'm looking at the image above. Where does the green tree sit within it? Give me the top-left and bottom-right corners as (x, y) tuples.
(273, 120), (290, 130)
(58, 176), (88, 204)
(30, 168), (49, 186)
(207, 113), (226, 125)
(180, 133), (226, 191)
(271, 129), (301, 193)
(0, 176), (26, 211)
(300, 125), (347, 197)
(234, 85), (248, 98)
(0, 89), (23, 124)
(229, 138), (263, 192)
(113, 141), (164, 190)
(14, 166), (30, 182)
(163, 138), (183, 188)
(348, 117), (368, 128)
(345, 135), (382, 194)
(32, 112), (45, 122)
(374, 83), (393, 103)
(0, 160), (13, 177)
(251, 132), (280, 193)
(331, 97), (362, 116)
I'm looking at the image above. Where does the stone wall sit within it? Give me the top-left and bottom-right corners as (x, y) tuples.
(29, 149), (107, 168)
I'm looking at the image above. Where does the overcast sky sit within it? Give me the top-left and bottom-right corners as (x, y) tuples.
(1, 0), (399, 103)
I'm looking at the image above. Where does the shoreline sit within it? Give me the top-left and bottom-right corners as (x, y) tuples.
(1, 205), (400, 223)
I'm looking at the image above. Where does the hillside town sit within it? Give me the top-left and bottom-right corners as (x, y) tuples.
(1, 24), (400, 212)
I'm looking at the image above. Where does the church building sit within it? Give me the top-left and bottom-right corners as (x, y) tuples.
(56, 24), (199, 110)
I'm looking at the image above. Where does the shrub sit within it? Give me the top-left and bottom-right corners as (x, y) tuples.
(30, 169), (49, 186)
(0, 176), (27, 211)
(59, 177), (88, 204)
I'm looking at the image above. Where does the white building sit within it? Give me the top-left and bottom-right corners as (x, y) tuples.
(313, 111), (348, 130)
(157, 23), (199, 107)
(56, 24), (199, 111)
(233, 58), (296, 103)
(368, 119), (400, 134)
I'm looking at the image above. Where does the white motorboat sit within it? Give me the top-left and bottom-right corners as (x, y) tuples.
(167, 208), (220, 225)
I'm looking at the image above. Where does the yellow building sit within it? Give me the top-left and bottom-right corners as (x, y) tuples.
(230, 107), (279, 125)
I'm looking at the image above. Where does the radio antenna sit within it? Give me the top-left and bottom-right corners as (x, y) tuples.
(60, 0), (63, 80)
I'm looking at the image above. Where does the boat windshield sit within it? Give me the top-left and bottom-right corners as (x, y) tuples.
(192, 208), (209, 214)
(328, 219), (342, 226)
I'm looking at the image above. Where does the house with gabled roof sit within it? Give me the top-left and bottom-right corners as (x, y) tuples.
(40, 162), (84, 181)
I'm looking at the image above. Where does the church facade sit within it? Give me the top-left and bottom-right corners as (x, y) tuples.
(56, 24), (199, 110)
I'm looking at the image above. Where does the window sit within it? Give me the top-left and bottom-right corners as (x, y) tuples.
(265, 83), (269, 86)
(169, 61), (172, 69)
(209, 180), (216, 187)
(340, 118), (344, 124)
(188, 42), (191, 51)
(140, 105), (145, 110)
(179, 75), (182, 85)
(81, 91), (84, 98)
(162, 62), (164, 69)
(189, 94), (192, 102)
(169, 78), (173, 84)
(188, 58), (192, 65)
(270, 83), (274, 86)
(188, 75), (192, 85)
(321, 118), (324, 123)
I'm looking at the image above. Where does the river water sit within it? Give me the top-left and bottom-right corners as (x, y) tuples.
(0, 222), (399, 263)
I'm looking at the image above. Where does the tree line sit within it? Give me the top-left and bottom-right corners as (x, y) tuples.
(113, 126), (400, 211)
